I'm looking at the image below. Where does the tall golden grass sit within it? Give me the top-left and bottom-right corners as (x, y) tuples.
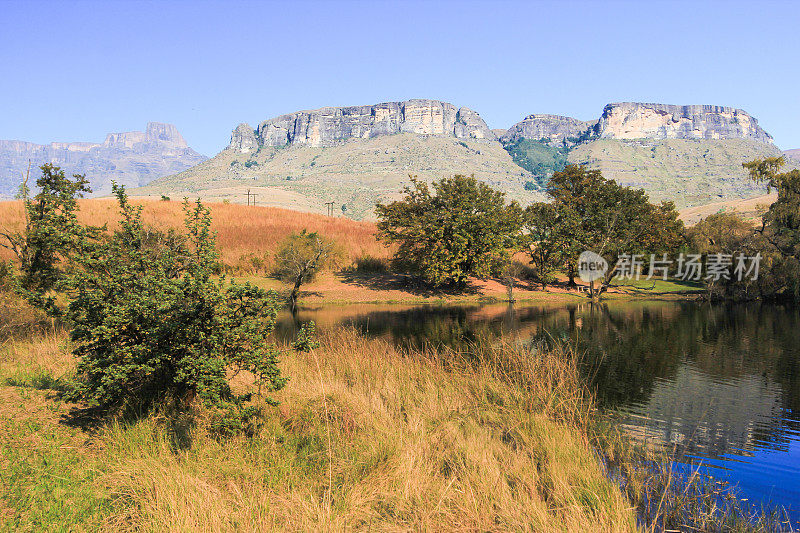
(0, 198), (391, 271)
(98, 329), (636, 531)
(0, 314), (637, 531)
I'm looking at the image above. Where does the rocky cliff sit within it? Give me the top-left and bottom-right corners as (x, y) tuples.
(228, 99), (495, 152)
(595, 102), (773, 142)
(0, 122), (206, 198)
(502, 103), (773, 145)
(500, 114), (597, 146)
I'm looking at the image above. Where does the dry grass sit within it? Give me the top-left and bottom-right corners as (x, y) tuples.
(0, 315), (637, 532)
(99, 330), (635, 532)
(0, 198), (391, 272)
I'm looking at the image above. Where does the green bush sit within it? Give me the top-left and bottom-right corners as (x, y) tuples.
(63, 186), (287, 430)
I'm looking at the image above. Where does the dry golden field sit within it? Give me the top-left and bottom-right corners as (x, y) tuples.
(0, 198), (392, 272)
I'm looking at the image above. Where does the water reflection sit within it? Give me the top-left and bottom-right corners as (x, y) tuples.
(277, 301), (800, 514)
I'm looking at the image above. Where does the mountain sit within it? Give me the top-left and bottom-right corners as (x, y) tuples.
(229, 99), (495, 151)
(135, 100), (543, 219)
(500, 114), (597, 147)
(784, 148), (800, 166)
(0, 122), (206, 198)
(135, 100), (791, 218)
(594, 102), (773, 142)
(501, 103), (786, 206)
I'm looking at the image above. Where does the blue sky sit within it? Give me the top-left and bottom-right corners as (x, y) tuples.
(2, 0), (798, 156)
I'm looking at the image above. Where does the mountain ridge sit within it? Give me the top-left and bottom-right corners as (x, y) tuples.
(132, 99), (787, 219)
(0, 122), (206, 198)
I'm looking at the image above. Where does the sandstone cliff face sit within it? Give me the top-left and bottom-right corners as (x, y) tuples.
(229, 99), (495, 151)
(500, 114), (597, 146)
(596, 102), (773, 143)
(229, 123), (258, 153)
(0, 122), (206, 197)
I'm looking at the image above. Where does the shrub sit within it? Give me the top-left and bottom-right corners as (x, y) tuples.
(0, 164), (100, 315)
(63, 185), (287, 430)
(0, 260), (13, 292)
(272, 230), (340, 309)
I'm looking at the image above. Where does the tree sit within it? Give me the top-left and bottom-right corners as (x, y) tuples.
(376, 175), (523, 287)
(531, 165), (684, 298)
(744, 157), (800, 261)
(0, 164), (100, 313)
(63, 186), (286, 433)
(686, 212), (770, 300)
(521, 202), (569, 288)
(743, 156), (800, 300)
(273, 230), (338, 311)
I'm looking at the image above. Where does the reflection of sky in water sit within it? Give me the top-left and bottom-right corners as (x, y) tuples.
(670, 438), (800, 522)
(279, 301), (800, 520)
(619, 362), (800, 519)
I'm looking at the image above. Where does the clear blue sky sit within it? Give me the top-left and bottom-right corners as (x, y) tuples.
(2, 0), (798, 156)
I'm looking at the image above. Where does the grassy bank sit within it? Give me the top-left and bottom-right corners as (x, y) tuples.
(1, 317), (636, 530)
(1, 298), (790, 531)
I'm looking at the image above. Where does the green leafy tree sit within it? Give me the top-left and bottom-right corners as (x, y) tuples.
(743, 157), (800, 300)
(533, 165), (684, 297)
(376, 175), (523, 288)
(744, 157), (800, 261)
(521, 202), (569, 287)
(63, 186), (286, 432)
(273, 230), (339, 311)
(686, 212), (772, 300)
(0, 164), (100, 313)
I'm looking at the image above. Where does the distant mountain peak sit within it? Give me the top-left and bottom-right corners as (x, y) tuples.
(0, 122), (206, 198)
(596, 102), (773, 143)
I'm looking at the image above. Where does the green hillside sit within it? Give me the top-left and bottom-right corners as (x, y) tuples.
(566, 138), (786, 207)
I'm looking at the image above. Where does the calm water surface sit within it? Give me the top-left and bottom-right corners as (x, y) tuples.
(277, 301), (800, 519)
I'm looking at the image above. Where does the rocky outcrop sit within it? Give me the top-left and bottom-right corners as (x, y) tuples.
(228, 99), (494, 151)
(229, 123), (258, 153)
(0, 122), (206, 197)
(596, 103), (773, 143)
(500, 114), (597, 146)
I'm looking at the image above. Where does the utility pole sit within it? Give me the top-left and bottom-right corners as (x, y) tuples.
(246, 189), (257, 206)
(324, 201), (335, 217)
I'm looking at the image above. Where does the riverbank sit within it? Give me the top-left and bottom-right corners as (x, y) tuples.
(242, 271), (705, 306)
(0, 321), (635, 530)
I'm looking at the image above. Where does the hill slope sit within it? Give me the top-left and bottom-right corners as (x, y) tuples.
(134, 133), (543, 219)
(566, 138), (784, 207)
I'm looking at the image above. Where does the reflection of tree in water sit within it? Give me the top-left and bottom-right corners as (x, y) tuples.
(340, 305), (505, 352)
